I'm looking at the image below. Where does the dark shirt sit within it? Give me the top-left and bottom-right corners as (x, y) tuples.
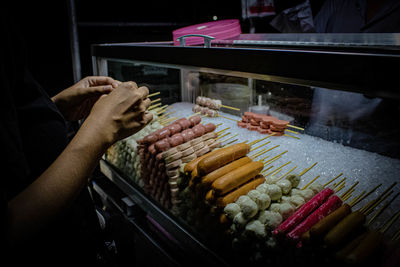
(314, 0), (400, 33)
(2, 11), (103, 266)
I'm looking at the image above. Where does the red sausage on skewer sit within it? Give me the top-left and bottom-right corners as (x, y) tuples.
(273, 188), (335, 236)
(287, 195), (342, 242)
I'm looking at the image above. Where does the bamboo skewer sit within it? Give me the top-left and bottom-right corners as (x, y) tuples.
(342, 188), (356, 201)
(368, 192), (400, 226)
(223, 138), (238, 147)
(264, 161), (292, 176)
(287, 124), (304, 131)
(220, 104), (240, 111)
(364, 190), (394, 216)
(333, 177), (347, 190)
(342, 193), (353, 202)
(335, 183), (346, 193)
(216, 123), (223, 127)
(380, 209), (400, 234)
(360, 182), (397, 214)
(299, 162), (318, 177)
(262, 165), (274, 174)
(215, 132), (231, 140)
(278, 166), (297, 180)
(250, 149), (267, 159)
(188, 112), (201, 118)
(264, 161), (292, 177)
(259, 145), (281, 161)
(220, 134), (238, 143)
(250, 141), (271, 152)
(284, 133), (301, 140)
(352, 184), (382, 207)
(150, 98), (161, 104)
(285, 129), (300, 135)
(349, 191), (366, 207)
(264, 156), (282, 166)
(323, 173), (343, 187)
(157, 111), (175, 120)
(148, 92), (161, 98)
(249, 135), (273, 146)
(264, 151), (288, 164)
(216, 127), (230, 135)
(340, 181), (359, 199)
(155, 105), (171, 115)
(302, 175), (321, 190)
(160, 117), (178, 125)
(392, 227), (400, 241)
(154, 104), (169, 113)
(218, 115), (238, 122)
(149, 103), (162, 110)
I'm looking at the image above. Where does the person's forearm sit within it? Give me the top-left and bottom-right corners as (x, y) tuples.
(7, 120), (109, 245)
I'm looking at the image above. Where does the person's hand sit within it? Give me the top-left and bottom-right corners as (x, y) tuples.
(80, 81), (153, 147)
(51, 76), (121, 121)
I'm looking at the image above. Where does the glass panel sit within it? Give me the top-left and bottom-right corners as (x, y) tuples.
(107, 59), (181, 105)
(102, 58), (400, 264)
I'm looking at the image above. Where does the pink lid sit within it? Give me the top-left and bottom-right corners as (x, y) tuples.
(172, 19), (241, 46)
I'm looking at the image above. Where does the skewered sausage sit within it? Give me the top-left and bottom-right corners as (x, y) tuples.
(273, 188), (334, 236)
(309, 203), (352, 240)
(197, 143), (251, 176)
(216, 177), (265, 207)
(287, 195), (342, 242)
(201, 157), (253, 188)
(212, 161), (264, 195)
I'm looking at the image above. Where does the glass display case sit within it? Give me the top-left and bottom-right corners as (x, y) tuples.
(91, 34), (400, 266)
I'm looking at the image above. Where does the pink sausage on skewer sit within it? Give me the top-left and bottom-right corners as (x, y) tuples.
(273, 188), (335, 236)
(189, 115), (201, 127)
(286, 195), (342, 242)
(204, 123), (216, 133)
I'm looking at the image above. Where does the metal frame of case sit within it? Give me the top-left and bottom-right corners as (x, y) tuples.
(91, 38), (400, 266)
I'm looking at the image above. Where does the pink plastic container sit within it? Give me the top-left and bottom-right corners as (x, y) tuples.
(172, 19), (241, 46)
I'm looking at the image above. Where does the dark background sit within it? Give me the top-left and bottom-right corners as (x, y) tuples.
(11, 0), (324, 97)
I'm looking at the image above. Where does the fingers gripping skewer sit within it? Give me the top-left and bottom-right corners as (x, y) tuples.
(148, 92), (160, 98)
